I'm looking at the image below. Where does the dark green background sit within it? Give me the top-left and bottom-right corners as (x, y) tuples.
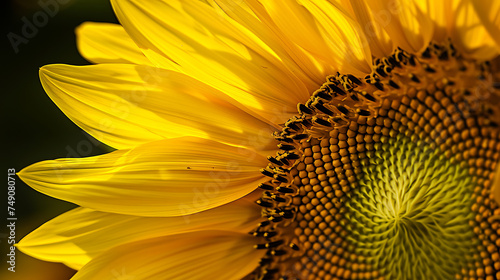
(3, 0), (117, 279)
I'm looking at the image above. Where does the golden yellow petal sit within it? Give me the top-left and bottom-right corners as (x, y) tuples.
(76, 22), (153, 65)
(40, 64), (276, 151)
(342, 0), (393, 58)
(298, 0), (372, 75)
(245, 0), (371, 75)
(18, 137), (268, 217)
(208, 0), (330, 91)
(246, 0), (331, 64)
(111, 0), (309, 122)
(415, 0), (451, 42)
(70, 231), (265, 280)
(472, 0), (500, 50)
(17, 196), (260, 269)
(452, 0), (500, 60)
(365, 0), (434, 53)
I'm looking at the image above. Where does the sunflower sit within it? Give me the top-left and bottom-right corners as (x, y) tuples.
(18, 0), (500, 279)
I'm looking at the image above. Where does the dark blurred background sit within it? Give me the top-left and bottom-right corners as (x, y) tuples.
(2, 0), (117, 279)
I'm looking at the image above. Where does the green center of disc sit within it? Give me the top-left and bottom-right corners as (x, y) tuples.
(345, 135), (479, 280)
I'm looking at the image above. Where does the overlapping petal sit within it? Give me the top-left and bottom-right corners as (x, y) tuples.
(341, 0), (393, 58)
(298, 0), (372, 74)
(472, 0), (500, 50)
(365, 0), (434, 53)
(40, 64), (276, 151)
(70, 231), (265, 280)
(245, 0), (372, 75)
(418, 0), (450, 42)
(111, 0), (310, 122)
(18, 137), (267, 217)
(76, 22), (153, 65)
(452, 0), (500, 60)
(207, 0), (331, 91)
(17, 196), (260, 269)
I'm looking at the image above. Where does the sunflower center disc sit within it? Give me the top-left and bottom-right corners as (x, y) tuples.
(251, 44), (500, 280)
(347, 136), (475, 279)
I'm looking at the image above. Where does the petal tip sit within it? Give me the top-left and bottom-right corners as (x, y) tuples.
(38, 65), (55, 82)
(16, 166), (30, 183)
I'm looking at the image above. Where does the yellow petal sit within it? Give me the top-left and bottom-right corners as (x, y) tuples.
(342, 0), (393, 58)
(76, 22), (153, 65)
(18, 137), (267, 217)
(208, 0), (330, 91)
(70, 231), (264, 280)
(472, 0), (500, 50)
(417, 0), (451, 42)
(18, 197), (260, 269)
(366, 0), (434, 53)
(40, 64), (276, 151)
(452, 0), (500, 60)
(246, 0), (332, 65)
(298, 0), (372, 75)
(247, 0), (371, 75)
(111, 0), (309, 122)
